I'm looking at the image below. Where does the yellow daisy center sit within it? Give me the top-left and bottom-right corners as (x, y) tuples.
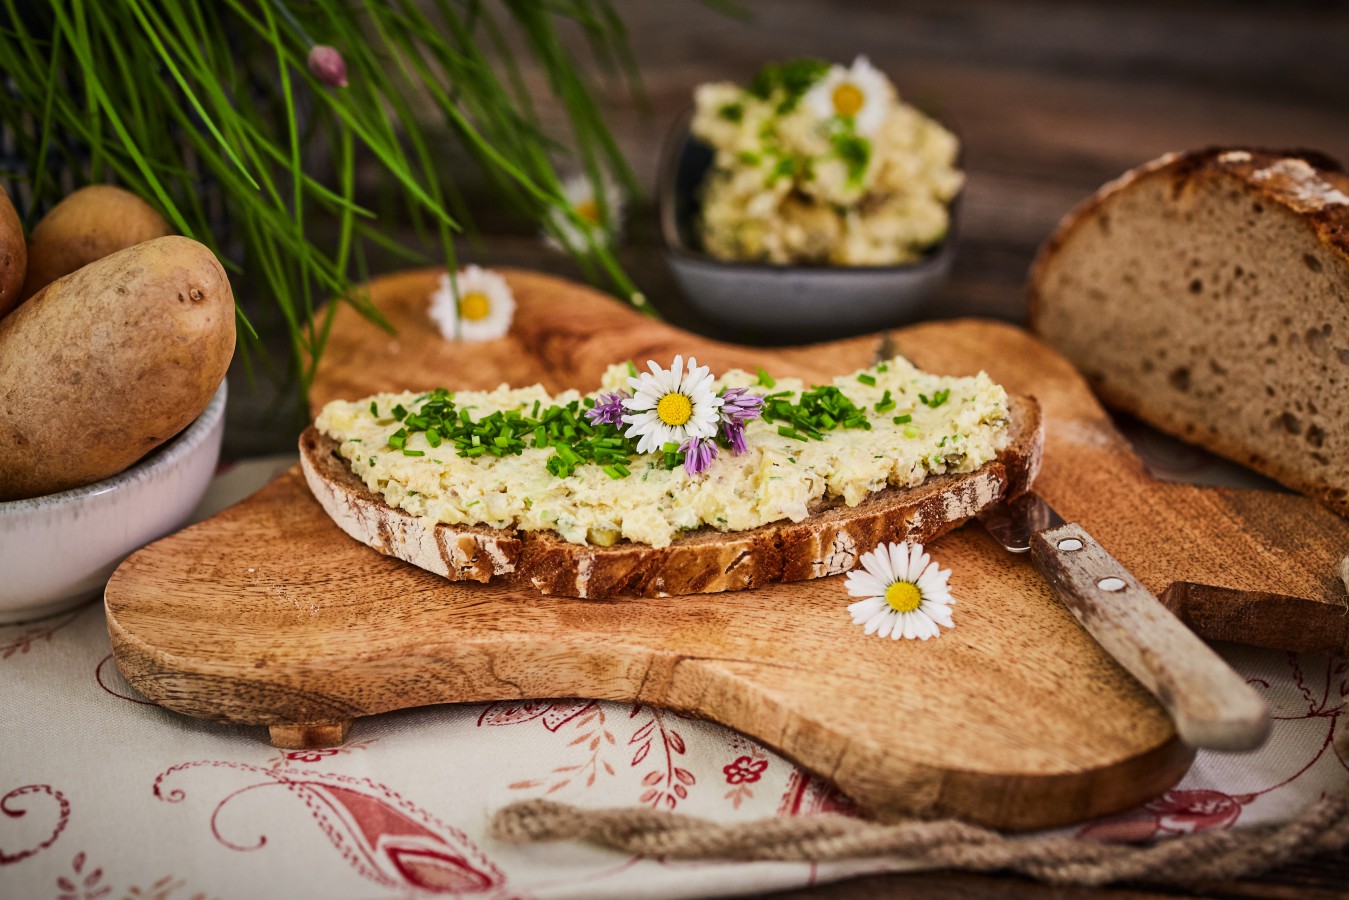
(458, 292), (492, 321)
(575, 198), (602, 224)
(656, 392), (693, 426)
(831, 82), (865, 118)
(885, 581), (922, 613)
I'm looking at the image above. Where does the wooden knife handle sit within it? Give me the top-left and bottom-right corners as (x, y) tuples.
(1030, 523), (1270, 752)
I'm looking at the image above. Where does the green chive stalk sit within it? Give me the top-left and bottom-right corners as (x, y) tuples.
(0, 1), (689, 397)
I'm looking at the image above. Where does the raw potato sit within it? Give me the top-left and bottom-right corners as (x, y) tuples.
(21, 184), (172, 301)
(0, 186), (25, 318)
(0, 236), (235, 500)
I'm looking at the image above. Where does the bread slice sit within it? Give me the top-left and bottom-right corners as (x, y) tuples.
(1029, 148), (1349, 517)
(299, 395), (1041, 599)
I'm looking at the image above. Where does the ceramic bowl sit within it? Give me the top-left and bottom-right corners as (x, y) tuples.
(658, 119), (959, 343)
(0, 381), (227, 623)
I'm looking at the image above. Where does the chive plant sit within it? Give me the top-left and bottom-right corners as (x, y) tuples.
(0, 0), (703, 396)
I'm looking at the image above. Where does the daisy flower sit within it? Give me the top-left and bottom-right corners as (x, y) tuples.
(804, 55), (894, 136)
(845, 541), (954, 640)
(428, 265), (516, 342)
(621, 356), (723, 456)
(545, 172), (624, 252)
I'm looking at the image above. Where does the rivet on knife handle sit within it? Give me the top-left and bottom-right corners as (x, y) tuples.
(1030, 523), (1271, 752)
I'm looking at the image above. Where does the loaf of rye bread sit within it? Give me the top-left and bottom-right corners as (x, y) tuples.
(298, 394), (1041, 599)
(1029, 148), (1349, 516)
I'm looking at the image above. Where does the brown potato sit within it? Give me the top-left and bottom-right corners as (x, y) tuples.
(21, 184), (172, 301)
(0, 236), (235, 500)
(0, 185), (25, 318)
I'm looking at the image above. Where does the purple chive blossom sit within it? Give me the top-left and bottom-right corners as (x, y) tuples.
(717, 386), (763, 455)
(680, 436), (718, 476)
(720, 386), (764, 422)
(585, 390), (629, 426)
(722, 420), (748, 455)
(308, 45), (349, 88)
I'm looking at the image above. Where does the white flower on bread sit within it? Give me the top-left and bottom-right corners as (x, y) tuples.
(621, 355), (723, 455)
(804, 55), (893, 136)
(429, 265), (516, 342)
(845, 541), (954, 640)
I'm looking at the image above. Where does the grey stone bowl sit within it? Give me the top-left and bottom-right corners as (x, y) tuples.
(657, 117), (959, 344)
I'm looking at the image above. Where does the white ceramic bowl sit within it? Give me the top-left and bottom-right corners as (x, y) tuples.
(0, 381), (227, 623)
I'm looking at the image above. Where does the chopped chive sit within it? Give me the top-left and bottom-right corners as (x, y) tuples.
(756, 367), (776, 388)
(856, 373), (876, 386)
(892, 414), (912, 425)
(903, 425), (920, 438)
(402, 449), (424, 457)
(369, 401), (379, 417)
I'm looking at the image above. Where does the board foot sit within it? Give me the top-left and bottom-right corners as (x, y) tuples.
(268, 720), (352, 749)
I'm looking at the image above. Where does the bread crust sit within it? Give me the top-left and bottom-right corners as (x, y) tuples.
(1028, 148), (1349, 517)
(1028, 147), (1349, 325)
(300, 395), (1042, 599)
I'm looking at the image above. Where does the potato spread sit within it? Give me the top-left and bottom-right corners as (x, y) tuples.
(690, 57), (963, 266)
(315, 358), (1009, 549)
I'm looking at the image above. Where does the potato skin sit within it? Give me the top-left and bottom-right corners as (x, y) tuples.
(0, 186), (25, 318)
(21, 184), (172, 301)
(0, 236), (235, 500)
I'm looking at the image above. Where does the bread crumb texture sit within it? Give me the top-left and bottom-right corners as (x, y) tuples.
(1031, 148), (1349, 515)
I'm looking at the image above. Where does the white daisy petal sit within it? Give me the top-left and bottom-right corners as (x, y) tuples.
(875, 611), (897, 639)
(906, 548), (931, 583)
(924, 603), (954, 629)
(863, 608), (890, 635)
(861, 548), (894, 584)
(846, 571), (887, 599)
(849, 597), (885, 620)
(885, 542), (909, 584)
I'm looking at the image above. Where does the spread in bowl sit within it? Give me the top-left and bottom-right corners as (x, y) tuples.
(690, 57), (963, 266)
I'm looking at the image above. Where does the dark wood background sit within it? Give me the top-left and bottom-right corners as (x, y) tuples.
(228, 2), (1349, 894)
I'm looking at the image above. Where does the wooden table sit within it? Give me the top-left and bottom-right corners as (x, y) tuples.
(223, 1), (1349, 894)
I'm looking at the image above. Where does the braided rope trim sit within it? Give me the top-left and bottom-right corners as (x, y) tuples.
(490, 789), (1349, 887)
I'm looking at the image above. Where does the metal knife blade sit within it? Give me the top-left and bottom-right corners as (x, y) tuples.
(977, 493), (1270, 752)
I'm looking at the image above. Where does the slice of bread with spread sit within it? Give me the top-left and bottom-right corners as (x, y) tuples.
(300, 360), (1041, 599)
(1029, 148), (1349, 516)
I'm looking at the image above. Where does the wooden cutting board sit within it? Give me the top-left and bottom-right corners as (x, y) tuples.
(106, 269), (1349, 832)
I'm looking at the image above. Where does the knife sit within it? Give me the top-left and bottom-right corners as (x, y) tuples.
(869, 331), (1269, 751)
(978, 493), (1271, 752)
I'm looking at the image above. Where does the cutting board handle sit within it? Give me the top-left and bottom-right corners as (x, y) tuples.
(1031, 524), (1271, 752)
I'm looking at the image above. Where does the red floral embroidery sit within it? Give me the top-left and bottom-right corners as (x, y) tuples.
(508, 704), (617, 794)
(777, 770), (858, 817)
(1079, 789), (1256, 843)
(631, 706), (696, 810)
(153, 762), (505, 895)
(0, 610), (81, 661)
(478, 699), (595, 731)
(266, 738), (378, 770)
(723, 756), (768, 785)
(287, 749), (341, 763)
(55, 852), (109, 900)
(95, 654), (155, 705)
(1, 784), (71, 865)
